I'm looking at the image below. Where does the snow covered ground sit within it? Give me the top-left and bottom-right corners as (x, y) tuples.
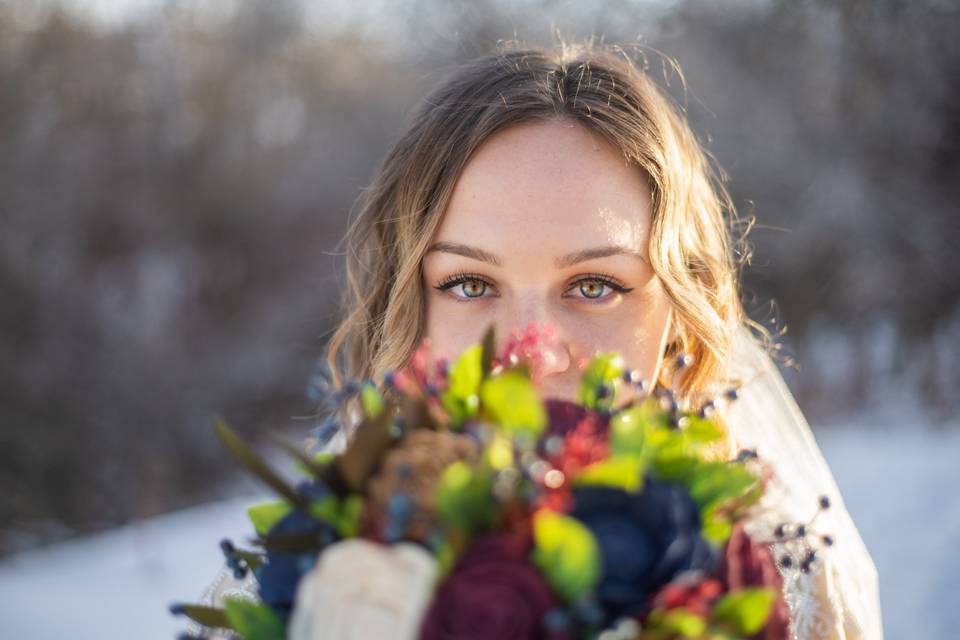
(0, 421), (957, 639)
(815, 421), (960, 639)
(0, 492), (269, 639)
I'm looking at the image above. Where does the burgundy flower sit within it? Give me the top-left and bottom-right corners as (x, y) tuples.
(419, 533), (568, 640)
(721, 523), (792, 640)
(540, 400), (610, 466)
(531, 400), (610, 512)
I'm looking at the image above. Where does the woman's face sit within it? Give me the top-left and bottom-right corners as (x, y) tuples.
(421, 118), (674, 403)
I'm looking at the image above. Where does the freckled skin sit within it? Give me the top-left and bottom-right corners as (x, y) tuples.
(422, 119), (674, 402)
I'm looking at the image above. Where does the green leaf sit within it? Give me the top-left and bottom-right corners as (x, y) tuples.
(480, 324), (496, 376)
(531, 510), (601, 602)
(480, 371), (547, 438)
(172, 604), (232, 629)
(682, 414), (726, 444)
(702, 628), (741, 640)
(247, 501), (293, 537)
(441, 343), (484, 425)
(687, 463), (758, 513)
(660, 608), (708, 637)
(654, 458), (758, 510)
(435, 461), (494, 530)
(339, 494), (364, 538)
(736, 477), (766, 513)
(214, 420), (309, 510)
(701, 511), (735, 545)
(653, 454), (702, 483)
(433, 538), (457, 583)
(712, 588), (777, 635)
(610, 401), (729, 469)
(573, 455), (646, 492)
(484, 431), (514, 470)
(313, 451), (335, 465)
(223, 597), (286, 640)
(654, 457), (759, 546)
(609, 399), (671, 458)
(577, 352), (624, 411)
(289, 451), (336, 479)
(360, 382), (386, 419)
(307, 494), (364, 538)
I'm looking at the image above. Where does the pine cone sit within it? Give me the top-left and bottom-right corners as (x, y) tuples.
(367, 429), (481, 541)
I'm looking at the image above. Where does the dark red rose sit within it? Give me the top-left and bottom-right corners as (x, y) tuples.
(540, 400), (610, 473)
(543, 400), (609, 442)
(721, 523), (792, 640)
(419, 533), (568, 640)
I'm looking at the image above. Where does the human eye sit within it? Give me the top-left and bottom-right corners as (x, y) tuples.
(433, 272), (498, 302)
(563, 272), (634, 301)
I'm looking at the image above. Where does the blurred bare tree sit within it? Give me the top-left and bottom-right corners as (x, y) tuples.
(0, 0), (430, 553)
(653, 0), (960, 413)
(0, 0), (957, 554)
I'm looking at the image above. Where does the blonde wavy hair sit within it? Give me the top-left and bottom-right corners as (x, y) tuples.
(324, 39), (777, 407)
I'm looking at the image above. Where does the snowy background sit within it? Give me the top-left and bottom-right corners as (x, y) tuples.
(2, 415), (958, 639)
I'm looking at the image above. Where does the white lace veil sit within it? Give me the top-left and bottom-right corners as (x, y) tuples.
(722, 325), (883, 639)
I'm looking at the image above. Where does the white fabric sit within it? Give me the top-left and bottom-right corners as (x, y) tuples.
(721, 325), (883, 639)
(288, 540), (437, 640)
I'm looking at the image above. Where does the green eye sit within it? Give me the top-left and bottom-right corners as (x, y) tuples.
(435, 273), (495, 301)
(579, 281), (606, 299)
(567, 274), (634, 301)
(461, 280), (487, 298)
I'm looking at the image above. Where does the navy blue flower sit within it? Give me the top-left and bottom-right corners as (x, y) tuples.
(569, 476), (719, 620)
(256, 495), (338, 620)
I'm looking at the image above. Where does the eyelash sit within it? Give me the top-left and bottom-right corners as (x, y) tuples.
(433, 271), (634, 302)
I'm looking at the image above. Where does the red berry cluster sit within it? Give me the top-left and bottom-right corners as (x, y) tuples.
(494, 321), (561, 383)
(546, 415), (609, 477)
(651, 578), (725, 618)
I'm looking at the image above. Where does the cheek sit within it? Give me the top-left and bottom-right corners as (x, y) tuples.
(422, 297), (488, 364)
(569, 324), (657, 371)
(566, 295), (672, 378)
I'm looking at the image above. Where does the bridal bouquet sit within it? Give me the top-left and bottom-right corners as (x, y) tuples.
(172, 324), (830, 640)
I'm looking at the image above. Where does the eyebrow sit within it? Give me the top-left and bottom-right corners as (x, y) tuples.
(425, 242), (646, 268)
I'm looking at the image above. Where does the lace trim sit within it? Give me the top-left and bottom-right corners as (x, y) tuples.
(782, 563), (846, 640)
(721, 327), (879, 639)
(739, 458), (852, 640)
(184, 565), (260, 639)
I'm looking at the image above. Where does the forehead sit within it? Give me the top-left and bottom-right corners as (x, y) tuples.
(434, 119), (653, 254)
